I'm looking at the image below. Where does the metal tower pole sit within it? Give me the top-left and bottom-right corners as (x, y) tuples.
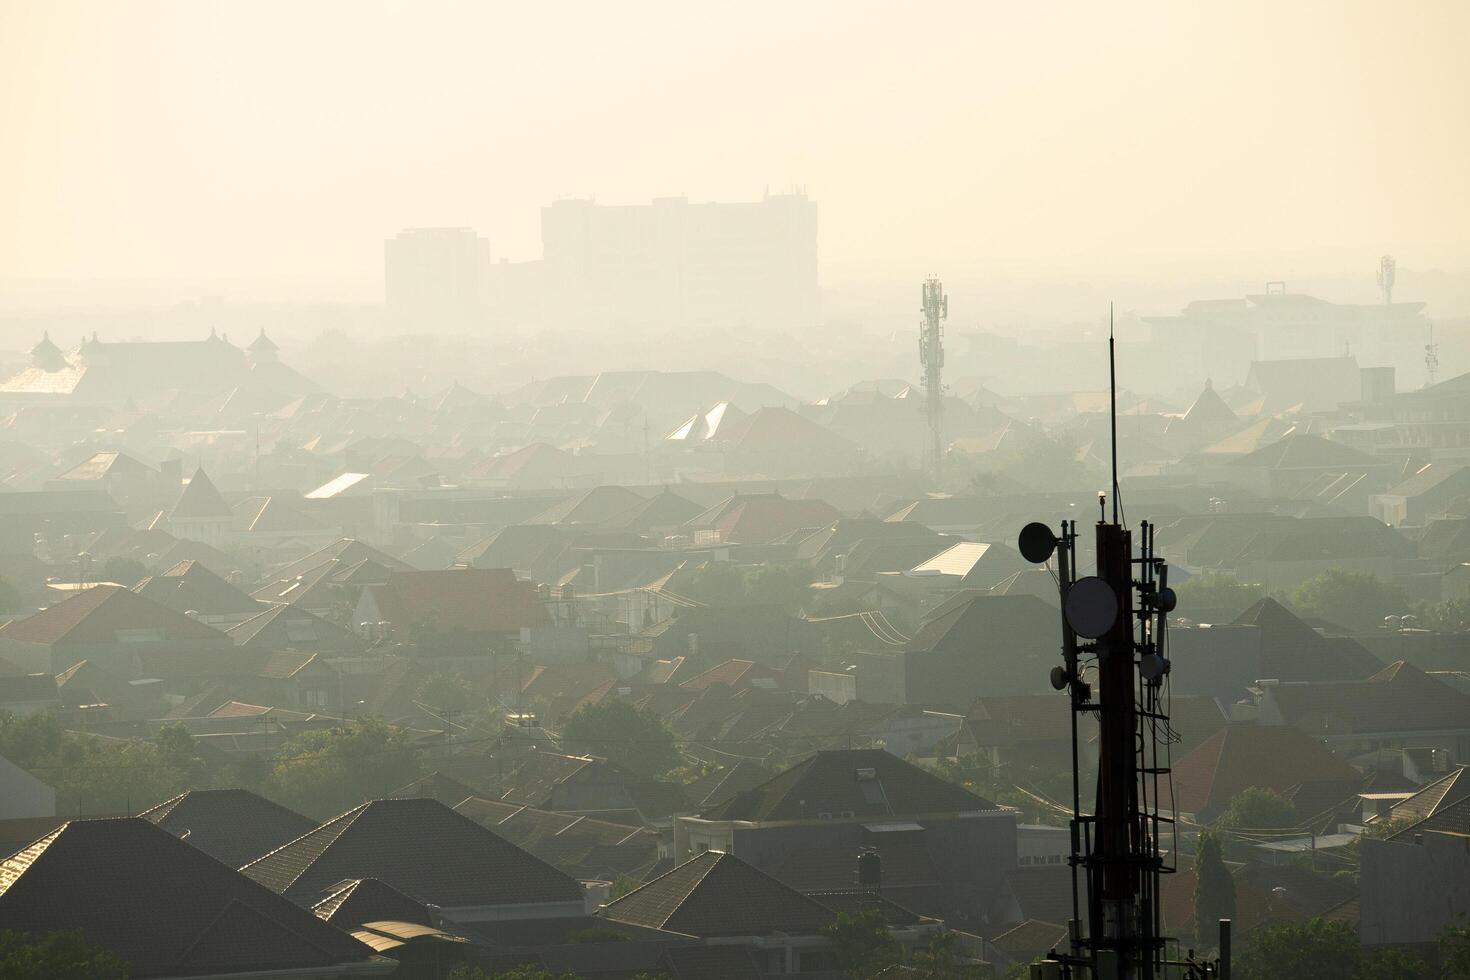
(919, 277), (947, 484)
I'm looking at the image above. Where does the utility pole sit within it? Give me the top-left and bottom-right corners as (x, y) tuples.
(919, 277), (947, 485)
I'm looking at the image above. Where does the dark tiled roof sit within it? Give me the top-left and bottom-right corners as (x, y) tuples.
(312, 877), (433, 929)
(388, 771), (484, 807)
(991, 919), (1068, 958)
(702, 749), (996, 822)
(1269, 661), (1470, 735)
(225, 603), (358, 650)
(132, 559), (263, 616)
(597, 850), (836, 938)
(140, 789), (317, 868)
(454, 797), (658, 882)
(239, 797), (584, 908)
(1383, 767), (1470, 826)
(1391, 793), (1470, 840)
(0, 818), (373, 979)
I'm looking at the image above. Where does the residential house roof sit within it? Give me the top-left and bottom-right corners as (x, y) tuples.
(239, 797), (584, 907)
(367, 568), (550, 634)
(225, 603), (359, 650)
(0, 585), (231, 649)
(132, 560), (263, 616)
(1171, 723), (1361, 817)
(701, 748), (995, 822)
(597, 850), (836, 938)
(1230, 433), (1380, 470)
(1380, 767), (1470, 827)
(0, 817), (375, 979)
(140, 789), (317, 868)
(312, 877), (433, 929)
(685, 492), (840, 545)
(169, 467), (233, 521)
(1267, 661), (1470, 736)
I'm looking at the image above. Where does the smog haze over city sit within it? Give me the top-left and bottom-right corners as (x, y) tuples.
(1, 4), (1469, 980)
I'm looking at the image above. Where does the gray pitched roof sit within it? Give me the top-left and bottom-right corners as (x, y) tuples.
(140, 789), (317, 868)
(597, 850), (835, 937)
(239, 797), (584, 908)
(0, 818), (374, 979)
(701, 748), (995, 822)
(170, 467), (233, 521)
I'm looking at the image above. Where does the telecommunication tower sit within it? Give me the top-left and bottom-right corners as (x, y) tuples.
(1018, 323), (1229, 980)
(919, 277), (947, 483)
(1426, 324), (1440, 387)
(1378, 254), (1396, 305)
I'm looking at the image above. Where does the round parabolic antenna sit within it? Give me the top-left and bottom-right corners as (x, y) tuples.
(1065, 576), (1118, 638)
(1018, 522), (1058, 564)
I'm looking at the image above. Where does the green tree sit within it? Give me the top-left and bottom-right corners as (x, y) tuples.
(1291, 570), (1408, 633)
(99, 557), (148, 588)
(1356, 945), (1428, 980)
(269, 718), (424, 818)
(1176, 575), (1265, 621)
(446, 968), (576, 980)
(417, 673), (476, 714)
(1192, 831), (1236, 945)
(823, 909), (903, 978)
(1443, 924), (1470, 980)
(154, 723), (208, 789)
(742, 565), (815, 612)
(681, 562), (745, 606)
(1238, 919), (1360, 980)
(1410, 598), (1470, 633)
(1218, 787), (1297, 830)
(561, 700), (681, 777)
(0, 929), (128, 980)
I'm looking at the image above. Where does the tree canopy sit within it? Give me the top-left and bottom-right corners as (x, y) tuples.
(1290, 569), (1408, 633)
(1191, 831), (1236, 946)
(269, 718), (425, 818)
(1175, 575), (1265, 621)
(1217, 787), (1297, 830)
(561, 700), (681, 777)
(1238, 919), (1424, 980)
(0, 929), (127, 980)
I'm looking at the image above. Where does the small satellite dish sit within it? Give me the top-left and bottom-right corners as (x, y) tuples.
(1140, 653), (1170, 682)
(1157, 587), (1177, 613)
(1065, 576), (1118, 638)
(1018, 522), (1058, 564)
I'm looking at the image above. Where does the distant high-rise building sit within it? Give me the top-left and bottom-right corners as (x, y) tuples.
(537, 192), (819, 330)
(384, 227), (491, 330)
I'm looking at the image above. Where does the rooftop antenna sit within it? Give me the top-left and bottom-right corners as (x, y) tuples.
(1378, 254), (1396, 305)
(1109, 304), (1119, 525)
(1015, 320), (1215, 980)
(919, 276), (947, 485)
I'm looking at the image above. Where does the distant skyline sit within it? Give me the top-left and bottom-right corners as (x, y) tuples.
(2, 0), (1468, 294)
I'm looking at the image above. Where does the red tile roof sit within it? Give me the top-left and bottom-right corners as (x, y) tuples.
(370, 568), (550, 634)
(0, 585), (232, 649)
(1170, 723), (1361, 817)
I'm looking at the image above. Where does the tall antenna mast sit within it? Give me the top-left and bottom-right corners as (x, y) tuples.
(1109, 305), (1119, 525)
(1378, 254), (1396, 305)
(919, 277), (947, 485)
(1015, 323), (1221, 980)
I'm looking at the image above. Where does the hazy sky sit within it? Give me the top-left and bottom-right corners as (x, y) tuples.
(2, 0), (1467, 292)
